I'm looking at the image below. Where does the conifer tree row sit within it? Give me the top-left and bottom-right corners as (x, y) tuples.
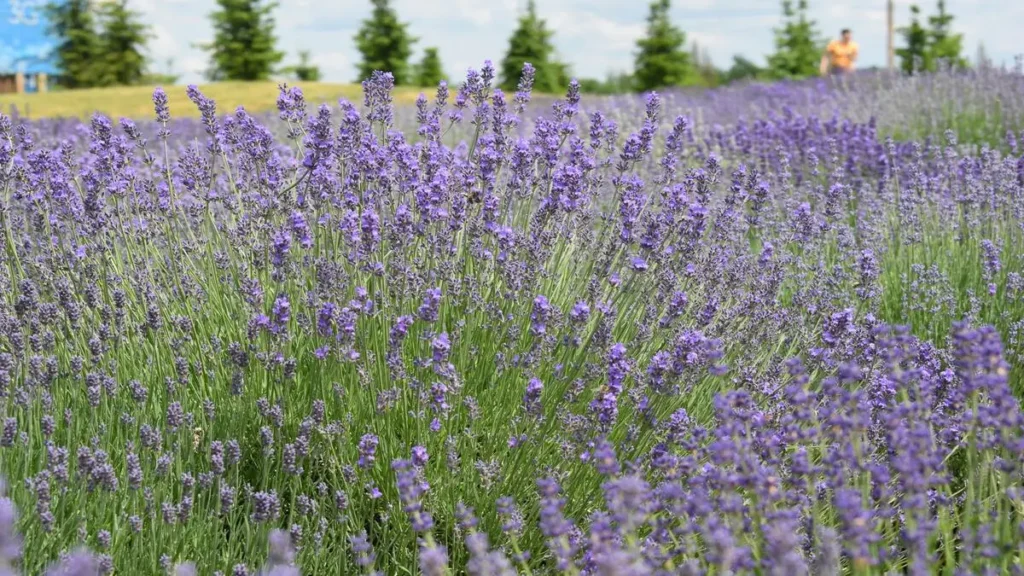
(200, 0), (284, 81)
(42, 0), (974, 95)
(897, 0), (967, 74)
(44, 0), (150, 88)
(498, 0), (568, 94)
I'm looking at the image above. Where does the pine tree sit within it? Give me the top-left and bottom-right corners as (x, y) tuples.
(765, 0), (822, 80)
(141, 57), (180, 85)
(354, 0), (417, 85)
(724, 55), (763, 84)
(44, 0), (103, 88)
(633, 0), (692, 92)
(281, 51), (322, 82)
(200, 0), (284, 81)
(499, 0), (567, 94)
(926, 0), (967, 70)
(691, 41), (721, 87)
(896, 5), (930, 74)
(415, 48), (445, 87)
(98, 0), (151, 86)
(578, 71), (634, 95)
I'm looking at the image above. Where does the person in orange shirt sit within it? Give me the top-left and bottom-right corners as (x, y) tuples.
(820, 28), (859, 76)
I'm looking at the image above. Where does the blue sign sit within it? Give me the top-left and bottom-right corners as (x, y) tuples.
(0, 0), (61, 76)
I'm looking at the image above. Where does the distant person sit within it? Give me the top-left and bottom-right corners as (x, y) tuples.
(820, 29), (859, 76)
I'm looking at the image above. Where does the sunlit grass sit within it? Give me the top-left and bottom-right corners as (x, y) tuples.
(0, 81), (427, 120)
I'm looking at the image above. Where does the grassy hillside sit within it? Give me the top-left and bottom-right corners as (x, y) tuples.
(0, 81), (427, 120)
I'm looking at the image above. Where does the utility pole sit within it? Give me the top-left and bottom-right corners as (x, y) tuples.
(887, 0), (895, 71)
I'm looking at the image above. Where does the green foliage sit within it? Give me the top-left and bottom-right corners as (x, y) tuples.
(354, 0), (417, 85)
(281, 51), (323, 82)
(44, 0), (103, 89)
(578, 71), (635, 95)
(765, 0), (822, 80)
(44, 0), (151, 89)
(200, 0), (284, 82)
(97, 0), (151, 87)
(140, 58), (180, 86)
(898, 1), (967, 74)
(691, 41), (723, 87)
(926, 0), (968, 70)
(499, 0), (568, 94)
(723, 55), (765, 84)
(139, 72), (180, 86)
(633, 0), (692, 92)
(414, 48), (446, 87)
(896, 5), (929, 73)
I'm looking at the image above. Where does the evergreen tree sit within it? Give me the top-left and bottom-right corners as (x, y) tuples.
(633, 0), (692, 92)
(499, 0), (567, 94)
(578, 71), (634, 95)
(44, 0), (103, 88)
(765, 0), (822, 80)
(415, 47), (445, 87)
(281, 51), (322, 82)
(98, 0), (151, 86)
(691, 41), (721, 87)
(141, 57), (180, 85)
(354, 0), (417, 85)
(724, 55), (764, 83)
(896, 5), (930, 74)
(926, 0), (967, 70)
(200, 0), (284, 81)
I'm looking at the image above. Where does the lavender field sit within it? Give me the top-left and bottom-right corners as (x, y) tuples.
(0, 62), (1023, 575)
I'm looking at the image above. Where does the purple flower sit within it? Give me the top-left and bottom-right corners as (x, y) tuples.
(290, 211), (313, 249)
(362, 71), (395, 127)
(267, 529), (296, 566)
(389, 315), (415, 349)
(358, 434), (379, 469)
(591, 344), (630, 427)
(45, 548), (100, 576)
(152, 87), (170, 125)
(251, 491), (281, 523)
(495, 496), (523, 536)
(418, 288), (442, 323)
(617, 175), (646, 243)
(531, 295), (553, 336)
(523, 377), (543, 416)
(393, 458), (433, 532)
(590, 437), (620, 476)
(271, 295), (290, 335)
(570, 301), (590, 324)
(981, 239), (1001, 279)
(431, 333), (451, 365)
(349, 530), (376, 568)
(418, 544), (448, 576)
(0, 495), (21, 565)
(412, 446), (429, 467)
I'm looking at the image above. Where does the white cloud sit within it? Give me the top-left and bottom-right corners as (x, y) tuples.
(548, 11), (644, 48)
(127, 0), (1024, 85)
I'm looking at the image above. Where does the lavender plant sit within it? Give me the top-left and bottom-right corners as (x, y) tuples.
(0, 62), (1021, 574)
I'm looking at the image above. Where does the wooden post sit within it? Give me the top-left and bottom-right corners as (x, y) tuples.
(886, 0), (895, 71)
(37, 73), (48, 93)
(14, 72), (25, 94)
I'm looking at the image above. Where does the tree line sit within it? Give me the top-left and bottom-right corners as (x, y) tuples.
(43, 0), (970, 92)
(354, 0), (971, 94)
(45, 0), (154, 88)
(43, 0), (316, 89)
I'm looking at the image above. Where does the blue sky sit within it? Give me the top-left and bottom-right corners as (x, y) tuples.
(128, 0), (1023, 84)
